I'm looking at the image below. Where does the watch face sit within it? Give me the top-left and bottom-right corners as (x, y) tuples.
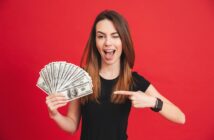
(151, 98), (163, 112)
(157, 98), (163, 110)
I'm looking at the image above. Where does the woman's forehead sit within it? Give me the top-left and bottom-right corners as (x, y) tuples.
(96, 19), (117, 34)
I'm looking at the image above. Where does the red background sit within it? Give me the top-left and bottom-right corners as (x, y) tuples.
(1, 0), (214, 140)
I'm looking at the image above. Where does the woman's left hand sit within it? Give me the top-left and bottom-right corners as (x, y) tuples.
(114, 91), (156, 108)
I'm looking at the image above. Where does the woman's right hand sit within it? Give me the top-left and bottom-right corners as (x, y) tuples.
(45, 93), (69, 118)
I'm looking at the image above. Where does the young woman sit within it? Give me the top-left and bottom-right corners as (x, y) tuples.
(46, 10), (185, 140)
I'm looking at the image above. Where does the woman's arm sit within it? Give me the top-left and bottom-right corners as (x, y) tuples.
(145, 84), (186, 124)
(46, 94), (81, 134)
(114, 84), (186, 124)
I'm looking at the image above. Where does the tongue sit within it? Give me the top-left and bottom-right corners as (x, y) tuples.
(105, 52), (114, 60)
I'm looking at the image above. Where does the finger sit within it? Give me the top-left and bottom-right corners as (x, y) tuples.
(53, 100), (69, 105)
(46, 95), (67, 103)
(137, 90), (143, 93)
(46, 93), (66, 100)
(131, 101), (141, 108)
(52, 101), (68, 110)
(53, 96), (67, 101)
(114, 91), (135, 96)
(46, 97), (68, 106)
(55, 103), (68, 109)
(47, 100), (68, 110)
(53, 102), (67, 108)
(129, 95), (136, 101)
(131, 100), (138, 107)
(48, 98), (69, 105)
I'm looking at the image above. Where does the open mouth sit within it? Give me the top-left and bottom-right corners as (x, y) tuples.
(103, 49), (116, 60)
(103, 49), (116, 55)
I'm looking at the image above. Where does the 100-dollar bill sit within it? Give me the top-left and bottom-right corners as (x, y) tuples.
(58, 82), (93, 101)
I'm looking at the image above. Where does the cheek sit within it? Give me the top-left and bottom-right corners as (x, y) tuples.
(96, 46), (102, 54)
(116, 41), (122, 53)
(118, 47), (122, 56)
(96, 39), (101, 49)
(96, 41), (103, 54)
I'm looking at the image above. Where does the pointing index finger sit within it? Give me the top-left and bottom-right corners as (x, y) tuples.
(114, 91), (135, 96)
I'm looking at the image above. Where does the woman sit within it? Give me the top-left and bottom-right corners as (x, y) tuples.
(46, 10), (185, 140)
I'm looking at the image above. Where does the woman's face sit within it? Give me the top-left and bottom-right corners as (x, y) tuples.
(95, 19), (122, 67)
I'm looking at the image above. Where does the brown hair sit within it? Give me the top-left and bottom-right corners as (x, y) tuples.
(80, 10), (135, 104)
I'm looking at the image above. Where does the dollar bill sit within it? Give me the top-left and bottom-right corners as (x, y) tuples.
(37, 61), (93, 101)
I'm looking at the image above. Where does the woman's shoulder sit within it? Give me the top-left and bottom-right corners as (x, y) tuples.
(131, 71), (151, 92)
(132, 71), (148, 80)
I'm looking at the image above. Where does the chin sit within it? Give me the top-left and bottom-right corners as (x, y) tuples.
(103, 59), (120, 66)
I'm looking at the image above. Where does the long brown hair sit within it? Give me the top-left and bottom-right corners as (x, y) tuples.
(80, 10), (135, 104)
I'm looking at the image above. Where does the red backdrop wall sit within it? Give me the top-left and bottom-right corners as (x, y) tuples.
(1, 0), (214, 140)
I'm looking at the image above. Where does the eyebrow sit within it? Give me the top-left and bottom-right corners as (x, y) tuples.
(96, 31), (119, 35)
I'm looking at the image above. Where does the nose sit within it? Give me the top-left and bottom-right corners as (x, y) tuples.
(104, 37), (112, 46)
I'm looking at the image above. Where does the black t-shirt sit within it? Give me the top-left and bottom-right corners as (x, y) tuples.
(80, 72), (150, 140)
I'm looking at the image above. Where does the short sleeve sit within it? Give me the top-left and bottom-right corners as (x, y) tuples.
(132, 72), (151, 92)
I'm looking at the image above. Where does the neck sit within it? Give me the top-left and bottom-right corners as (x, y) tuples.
(99, 61), (120, 80)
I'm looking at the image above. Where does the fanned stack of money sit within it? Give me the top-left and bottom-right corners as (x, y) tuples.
(36, 61), (93, 101)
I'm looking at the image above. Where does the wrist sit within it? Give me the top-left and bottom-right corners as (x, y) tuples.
(49, 110), (60, 120)
(150, 96), (157, 108)
(150, 97), (163, 112)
